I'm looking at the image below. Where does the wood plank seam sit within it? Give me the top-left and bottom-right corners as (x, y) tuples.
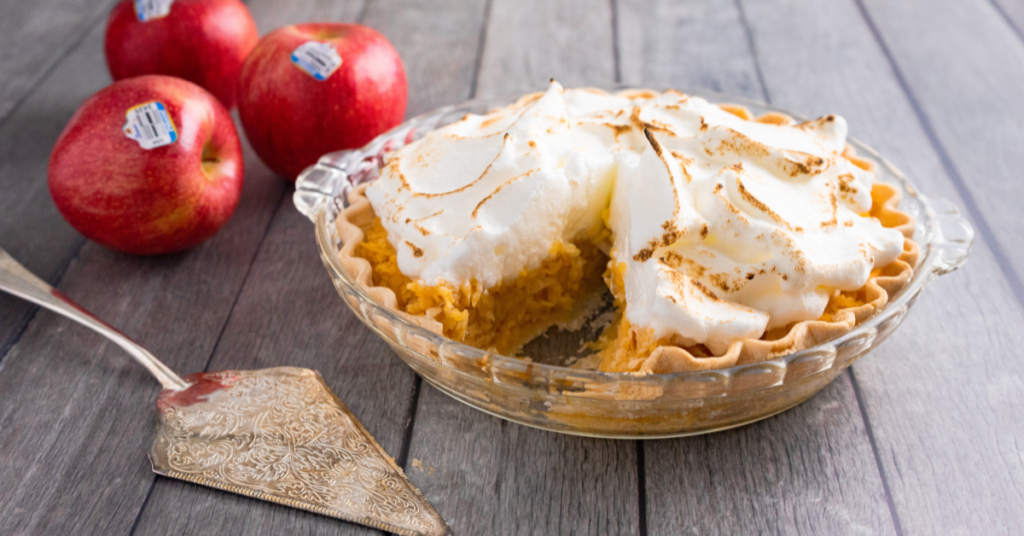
(988, 0), (1024, 46)
(849, 368), (906, 536)
(853, 0), (1024, 316)
(197, 190), (288, 375)
(127, 477), (159, 536)
(468, 0), (494, 99)
(0, 238), (85, 367)
(732, 0), (771, 102)
(354, 0), (372, 28)
(0, 2), (116, 366)
(635, 440), (648, 536)
(610, 0), (622, 83)
(0, 5), (113, 131)
(396, 376), (423, 470)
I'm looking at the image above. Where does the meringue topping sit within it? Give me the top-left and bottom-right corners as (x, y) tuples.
(366, 81), (625, 288)
(365, 81), (906, 352)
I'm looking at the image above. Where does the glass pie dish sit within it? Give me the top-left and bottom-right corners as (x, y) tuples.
(294, 89), (974, 439)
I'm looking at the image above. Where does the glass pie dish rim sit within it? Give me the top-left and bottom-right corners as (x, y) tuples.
(294, 87), (974, 401)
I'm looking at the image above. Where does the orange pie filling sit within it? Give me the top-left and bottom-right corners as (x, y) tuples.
(357, 217), (608, 355)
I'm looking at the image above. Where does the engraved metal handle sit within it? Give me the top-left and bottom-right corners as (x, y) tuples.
(0, 247), (188, 390)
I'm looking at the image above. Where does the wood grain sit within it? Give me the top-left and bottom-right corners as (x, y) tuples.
(365, 0), (490, 115)
(0, 0), (118, 121)
(0, 22), (111, 366)
(617, 0), (763, 96)
(0, 28), (286, 535)
(618, 1), (901, 534)
(645, 376), (895, 536)
(408, 387), (640, 536)
(246, 0), (366, 36)
(858, 0), (1024, 295)
(402, 2), (642, 535)
(474, 0), (617, 98)
(991, 0), (1024, 41)
(131, 0), (492, 534)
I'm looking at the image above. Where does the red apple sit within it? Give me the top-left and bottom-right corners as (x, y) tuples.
(48, 75), (243, 255)
(104, 0), (258, 109)
(237, 23), (407, 180)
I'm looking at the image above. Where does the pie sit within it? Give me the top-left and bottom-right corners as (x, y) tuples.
(335, 81), (918, 373)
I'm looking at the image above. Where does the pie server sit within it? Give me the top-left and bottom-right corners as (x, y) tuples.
(0, 247), (449, 536)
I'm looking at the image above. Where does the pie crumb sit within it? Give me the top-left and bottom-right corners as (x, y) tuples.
(411, 458), (436, 475)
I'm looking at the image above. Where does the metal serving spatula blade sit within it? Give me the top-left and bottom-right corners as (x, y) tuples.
(0, 248), (449, 536)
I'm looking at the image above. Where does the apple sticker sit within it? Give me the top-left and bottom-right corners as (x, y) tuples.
(134, 0), (174, 22)
(290, 41), (343, 81)
(123, 101), (178, 150)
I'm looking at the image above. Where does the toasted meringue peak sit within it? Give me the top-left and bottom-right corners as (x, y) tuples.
(609, 103), (903, 353)
(366, 82), (906, 351)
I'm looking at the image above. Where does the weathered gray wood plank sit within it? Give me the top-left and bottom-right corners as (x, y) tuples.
(737, 0), (960, 208)
(618, 1), (900, 534)
(741, 0), (1024, 532)
(783, 0), (1024, 531)
(989, 0), (1024, 43)
(0, 30), (287, 536)
(409, 387), (641, 536)
(0, 22), (111, 363)
(857, 0), (1024, 296)
(617, 0), (763, 96)
(474, 0), (617, 98)
(403, 2), (641, 535)
(246, 0), (366, 36)
(645, 376), (895, 535)
(365, 0), (489, 115)
(131, 0), (491, 534)
(0, 0), (118, 121)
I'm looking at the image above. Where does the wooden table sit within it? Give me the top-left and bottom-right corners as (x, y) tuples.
(1, 0), (1021, 534)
